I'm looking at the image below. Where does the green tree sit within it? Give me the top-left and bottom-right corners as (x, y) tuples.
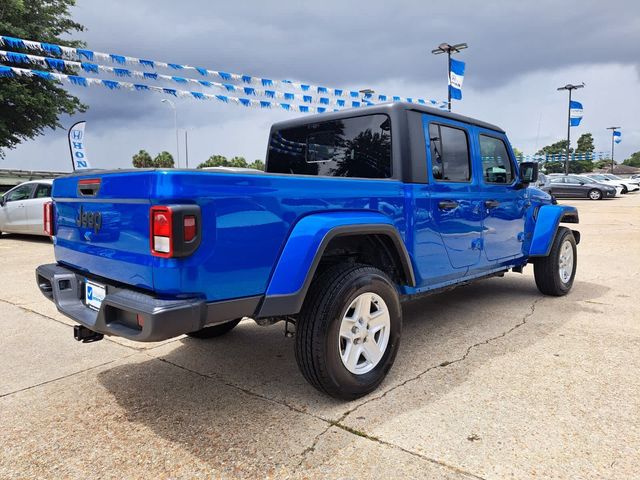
(197, 155), (229, 169)
(594, 159), (611, 170)
(153, 151), (174, 168)
(543, 160), (593, 174)
(622, 151), (640, 168)
(0, 0), (87, 158)
(228, 156), (248, 168)
(248, 159), (265, 171)
(536, 140), (571, 156)
(575, 133), (595, 154)
(132, 150), (154, 168)
(543, 162), (564, 174)
(512, 147), (524, 161)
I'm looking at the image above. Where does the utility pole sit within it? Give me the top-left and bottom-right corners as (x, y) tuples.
(161, 99), (180, 168)
(606, 126), (621, 174)
(184, 130), (189, 168)
(556, 83), (584, 175)
(431, 42), (468, 112)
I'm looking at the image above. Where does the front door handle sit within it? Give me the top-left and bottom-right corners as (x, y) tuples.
(438, 200), (459, 210)
(485, 200), (500, 209)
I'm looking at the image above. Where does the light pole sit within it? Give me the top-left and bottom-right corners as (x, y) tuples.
(606, 126), (621, 174)
(431, 42), (468, 112)
(556, 83), (584, 175)
(161, 99), (180, 168)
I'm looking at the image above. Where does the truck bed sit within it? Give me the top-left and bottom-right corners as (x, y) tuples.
(52, 169), (406, 301)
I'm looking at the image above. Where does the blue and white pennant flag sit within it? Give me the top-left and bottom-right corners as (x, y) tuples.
(569, 101), (583, 126)
(613, 130), (621, 144)
(448, 58), (465, 100)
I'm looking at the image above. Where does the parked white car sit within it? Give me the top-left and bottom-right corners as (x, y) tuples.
(603, 174), (640, 190)
(0, 180), (53, 236)
(585, 174), (639, 194)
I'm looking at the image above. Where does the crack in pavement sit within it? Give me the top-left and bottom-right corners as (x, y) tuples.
(0, 352), (139, 399)
(336, 297), (543, 424)
(2, 291), (537, 480)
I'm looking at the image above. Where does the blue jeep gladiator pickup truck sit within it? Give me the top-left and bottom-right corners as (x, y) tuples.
(36, 102), (579, 399)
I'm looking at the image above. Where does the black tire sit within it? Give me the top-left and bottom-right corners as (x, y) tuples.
(621, 185), (628, 194)
(295, 263), (402, 400)
(587, 189), (602, 200)
(534, 227), (577, 296)
(187, 318), (242, 338)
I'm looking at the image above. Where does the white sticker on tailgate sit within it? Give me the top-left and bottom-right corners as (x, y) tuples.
(85, 280), (106, 311)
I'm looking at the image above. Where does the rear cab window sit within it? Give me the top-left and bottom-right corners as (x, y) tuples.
(266, 114), (392, 179)
(428, 123), (471, 182)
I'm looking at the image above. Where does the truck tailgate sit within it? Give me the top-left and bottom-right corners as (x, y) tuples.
(52, 171), (154, 290)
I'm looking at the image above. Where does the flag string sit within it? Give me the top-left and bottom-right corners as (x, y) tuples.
(0, 65), (335, 113)
(0, 35), (447, 109)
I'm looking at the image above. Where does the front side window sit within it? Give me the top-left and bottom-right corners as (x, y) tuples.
(550, 177), (564, 184)
(479, 135), (514, 184)
(4, 184), (34, 202)
(428, 123), (470, 182)
(267, 114), (392, 179)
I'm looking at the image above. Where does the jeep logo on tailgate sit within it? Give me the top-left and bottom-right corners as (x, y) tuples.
(76, 206), (102, 233)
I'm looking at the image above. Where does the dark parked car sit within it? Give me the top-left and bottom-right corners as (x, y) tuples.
(548, 175), (617, 200)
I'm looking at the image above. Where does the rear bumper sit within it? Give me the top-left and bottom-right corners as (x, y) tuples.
(35, 263), (261, 342)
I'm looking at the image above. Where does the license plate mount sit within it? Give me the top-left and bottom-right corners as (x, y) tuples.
(85, 279), (106, 311)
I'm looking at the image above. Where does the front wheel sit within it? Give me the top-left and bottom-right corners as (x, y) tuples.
(588, 189), (602, 200)
(295, 264), (402, 400)
(533, 227), (577, 296)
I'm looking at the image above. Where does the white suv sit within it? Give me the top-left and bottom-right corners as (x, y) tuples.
(0, 180), (53, 236)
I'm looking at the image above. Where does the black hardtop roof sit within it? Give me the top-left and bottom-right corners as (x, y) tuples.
(269, 101), (505, 134)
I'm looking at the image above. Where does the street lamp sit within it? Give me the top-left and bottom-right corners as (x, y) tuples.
(606, 126), (621, 174)
(557, 83), (585, 175)
(431, 42), (468, 112)
(161, 98), (180, 168)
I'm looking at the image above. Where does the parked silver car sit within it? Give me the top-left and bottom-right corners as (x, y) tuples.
(0, 180), (53, 236)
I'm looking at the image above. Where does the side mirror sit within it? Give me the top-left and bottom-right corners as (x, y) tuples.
(519, 162), (538, 185)
(0, 195), (5, 207)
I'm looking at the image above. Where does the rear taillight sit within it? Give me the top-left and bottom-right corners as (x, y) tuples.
(183, 215), (196, 242)
(150, 205), (201, 258)
(43, 201), (55, 236)
(150, 206), (173, 257)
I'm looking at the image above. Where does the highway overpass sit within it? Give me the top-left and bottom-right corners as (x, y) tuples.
(0, 169), (69, 193)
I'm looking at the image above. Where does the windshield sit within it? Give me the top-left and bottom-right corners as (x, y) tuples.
(604, 174), (621, 180)
(589, 175), (608, 181)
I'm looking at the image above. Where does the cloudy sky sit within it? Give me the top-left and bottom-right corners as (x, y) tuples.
(3, 0), (640, 171)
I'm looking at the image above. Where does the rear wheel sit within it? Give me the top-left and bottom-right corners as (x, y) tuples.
(187, 318), (242, 338)
(295, 263), (402, 400)
(534, 227), (577, 296)
(588, 189), (602, 200)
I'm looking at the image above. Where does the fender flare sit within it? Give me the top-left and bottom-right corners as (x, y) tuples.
(258, 212), (415, 317)
(528, 205), (579, 257)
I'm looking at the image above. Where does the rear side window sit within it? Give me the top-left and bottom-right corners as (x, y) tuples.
(479, 135), (514, 184)
(428, 124), (470, 182)
(267, 114), (392, 179)
(34, 184), (52, 198)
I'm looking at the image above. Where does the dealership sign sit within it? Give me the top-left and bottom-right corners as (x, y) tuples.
(68, 121), (91, 171)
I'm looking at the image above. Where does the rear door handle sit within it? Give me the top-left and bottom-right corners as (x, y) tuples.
(438, 200), (459, 210)
(485, 200), (500, 209)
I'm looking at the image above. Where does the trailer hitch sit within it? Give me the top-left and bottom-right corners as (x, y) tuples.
(74, 325), (104, 343)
